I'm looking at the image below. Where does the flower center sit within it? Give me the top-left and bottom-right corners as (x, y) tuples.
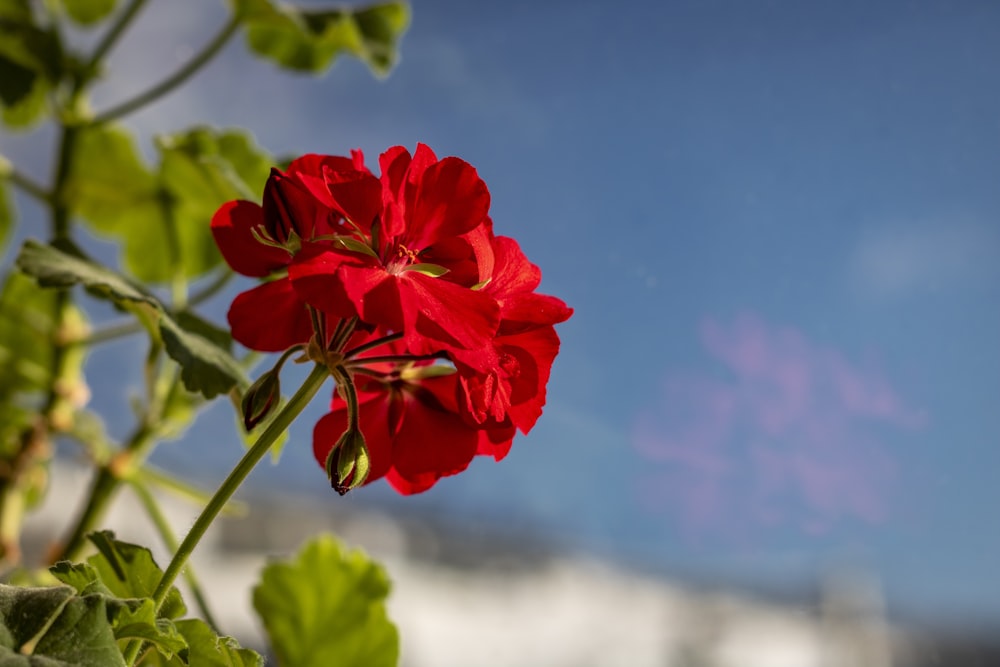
(387, 243), (419, 273)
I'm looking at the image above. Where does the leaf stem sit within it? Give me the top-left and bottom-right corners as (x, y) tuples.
(188, 268), (234, 308)
(123, 363), (330, 665)
(1, 163), (51, 204)
(83, 0), (149, 79)
(92, 13), (241, 124)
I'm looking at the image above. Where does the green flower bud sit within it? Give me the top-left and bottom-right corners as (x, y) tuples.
(324, 427), (370, 496)
(241, 369), (281, 431)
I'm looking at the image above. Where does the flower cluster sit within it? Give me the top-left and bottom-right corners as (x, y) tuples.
(211, 145), (572, 494)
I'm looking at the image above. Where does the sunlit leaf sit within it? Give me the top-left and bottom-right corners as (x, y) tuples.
(63, 125), (271, 283)
(253, 534), (398, 667)
(85, 531), (187, 621)
(154, 127), (274, 281)
(234, 0), (409, 77)
(61, 0), (117, 25)
(174, 619), (262, 667)
(62, 125), (165, 233)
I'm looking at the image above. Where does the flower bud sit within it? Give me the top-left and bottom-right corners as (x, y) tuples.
(324, 427), (370, 496)
(241, 369), (281, 431)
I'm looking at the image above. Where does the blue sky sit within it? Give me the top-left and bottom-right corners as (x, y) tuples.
(4, 0), (1000, 630)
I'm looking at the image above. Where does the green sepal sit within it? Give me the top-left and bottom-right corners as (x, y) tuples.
(401, 262), (449, 277)
(335, 235), (379, 259)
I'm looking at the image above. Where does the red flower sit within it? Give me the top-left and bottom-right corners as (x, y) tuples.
(288, 144), (500, 359)
(213, 145), (572, 495)
(313, 348), (511, 495)
(211, 153), (378, 351)
(454, 235), (573, 445)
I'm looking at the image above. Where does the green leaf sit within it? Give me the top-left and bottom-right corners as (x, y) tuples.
(62, 124), (165, 234)
(0, 584), (126, 666)
(154, 127), (274, 281)
(15, 240), (246, 398)
(85, 531), (187, 621)
(235, 0), (409, 77)
(15, 238), (155, 306)
(49, 563), (188, 659)
(61, 0), (117, 25)
(159, 317), (247, 399)
(253, 534), (398, 667)
(0, 0), (63, 128)
(173, 619), (262, 667)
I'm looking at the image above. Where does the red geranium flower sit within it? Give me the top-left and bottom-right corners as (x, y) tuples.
(453, 235), (573, 444)
(313, 344), (511, 495)
(289, 144), (500, 360)
(211, 153), (377, 351)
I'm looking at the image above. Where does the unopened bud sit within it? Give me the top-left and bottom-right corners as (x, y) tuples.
(241, 370), (281, 431)
(324, 428), (370, 496)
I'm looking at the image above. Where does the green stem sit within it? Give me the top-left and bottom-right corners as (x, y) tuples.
(123, 363), (329, 665)
(93, 14), (241, 124)
(76, 319), (143, 346)
(129, 479), (221, 632)
(1, 164), (51, 204)
(188, 269), (234, 308)
(83, 0), (149, 79)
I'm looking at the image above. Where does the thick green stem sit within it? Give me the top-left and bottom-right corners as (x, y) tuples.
(129, 479), (220, 632)
(123, 363), (329, 665)
(93, 14), (241, 124)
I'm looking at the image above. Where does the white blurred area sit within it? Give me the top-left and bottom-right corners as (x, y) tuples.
(19, 463), (953, 667)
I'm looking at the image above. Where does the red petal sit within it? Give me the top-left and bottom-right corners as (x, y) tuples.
(385, 468), (439, 495)
(398, 272), (499, 354)
(227, 278), (313, 351)
(476, 423), (516, 461)
(486, 236), (540, 297)
(379, 146), (412, 238)
(287, 248), (368, 321)
(388, 391), (479, 489)
(500, 292), (574, 334)
(405, 156), (490, 248)
(210, 200), (289, 277)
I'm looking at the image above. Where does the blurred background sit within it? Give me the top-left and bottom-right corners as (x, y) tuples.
(4, 0), (1000, 664)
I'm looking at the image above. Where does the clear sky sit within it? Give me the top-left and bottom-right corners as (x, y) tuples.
(4, 0), (1000, 631)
